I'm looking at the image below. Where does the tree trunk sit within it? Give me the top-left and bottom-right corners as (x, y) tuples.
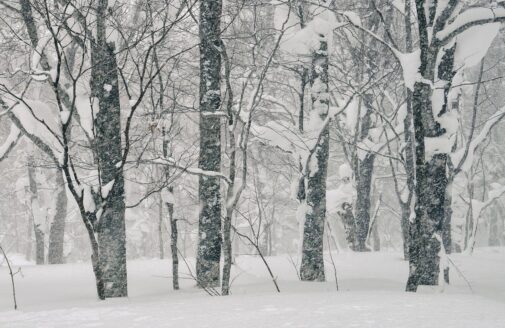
(299, 35), (329, 282)
(167, 196), (179, 290)
(91, 1), (127, 297)
(158, 194), (165, 259)
(488, 202), (503, 246)
(339, 203), (357, 250)
(442, 178), (453, 282)
(406, 7), (456, 289)
(221, 212), (232, 295)
(27, 156), (44, 265)
(196, 0), (223, 288)
(407, 81), (448, 291)
(354, 153), (375, 251)
(47, 169), (67, 264)
(400, 204), (410, 260)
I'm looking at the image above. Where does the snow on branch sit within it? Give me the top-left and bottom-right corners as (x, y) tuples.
(151, 157), (232, 186)
(0, 124), (21, 161)
(436, 7), (505, 43)
(451, 108), (505, 173)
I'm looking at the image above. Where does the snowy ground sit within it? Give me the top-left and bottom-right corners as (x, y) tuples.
(1, 248), (504, 328)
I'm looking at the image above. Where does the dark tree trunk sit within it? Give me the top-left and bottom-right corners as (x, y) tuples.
(406, 3), (456, 290)
(398, 0), (415, 262)
(407, 48), (454, 291)
(400, 204), (410, 260)
(407, 81), (439, 291)
(407, 76), (451, 290)
(196, 0), (223, 288)
(354, 153), (375, 251)
(339, 202), (357, 251)
(167, 194), (179, 290)
(299, 36), (329, 282)
(442, 178), (453, 282)
(47, 170), (67, 264)
(90, 0), (127, 298)
(221, 212), (232, 295)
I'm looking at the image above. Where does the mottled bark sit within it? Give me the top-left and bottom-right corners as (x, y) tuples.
(400, 204), (410, 260)
(196, 0), (223, 288)
(90, 0), (127, 298)
(399, 0), (415, 262)
(339, 202), (357, 251)
(406, 2), (458, 291)
(442, 179), (453, 282)
(300, 36), (329, 282)
(47, 170), (67, 264)
(354, 153), (375, 251)
(167, 193), (179, 290)
(407, 47), (454, 290)
(221, 212), (232, 295)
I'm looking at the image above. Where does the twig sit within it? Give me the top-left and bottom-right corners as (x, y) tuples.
(162, 221), (220, 296)
(325, 222), (339, 291)
(232, 226), (280, 292)
(447, 256), (474, 294)
(287, 254), (301, 281)
(0, 244), (18, 310)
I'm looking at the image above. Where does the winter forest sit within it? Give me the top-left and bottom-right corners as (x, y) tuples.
(0, 0), (505, 326)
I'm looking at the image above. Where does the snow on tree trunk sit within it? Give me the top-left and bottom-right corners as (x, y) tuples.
(299, 34), (330, 282)
(196, 0), (223, 288)
(90, 1), (127, 298)
(404, 0), (470, 291)
(407, 81), (442, 291)
(47, 169), (67, 264)
(353, 95), (376, 252)
(407, 44), (455, 291)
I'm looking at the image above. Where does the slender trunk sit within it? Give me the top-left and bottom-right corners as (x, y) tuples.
(221, 212), (232, 295)
(47, 169), (67, 264)
(400, 204), (410, 260)
(488, 203), (502, 246)
(27, 156), (44, 265)
(158, 194), (165, 259)
(196, 0), (223, 288)
(87, 216), (105, 300)
(464, 175), (475, 251)
(370, 217), (380, 251)
(34, 227), (44, 265)
(300, 35), (329, 282)
(25, 205), (33, 262)
(399, 0), (415, 263)
(298, 68), (308, 132)
(167, 197), (179, 290)
(442, 178), (453, 282)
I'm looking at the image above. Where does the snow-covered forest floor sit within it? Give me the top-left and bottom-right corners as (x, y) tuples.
(1, 248), (504, 328)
